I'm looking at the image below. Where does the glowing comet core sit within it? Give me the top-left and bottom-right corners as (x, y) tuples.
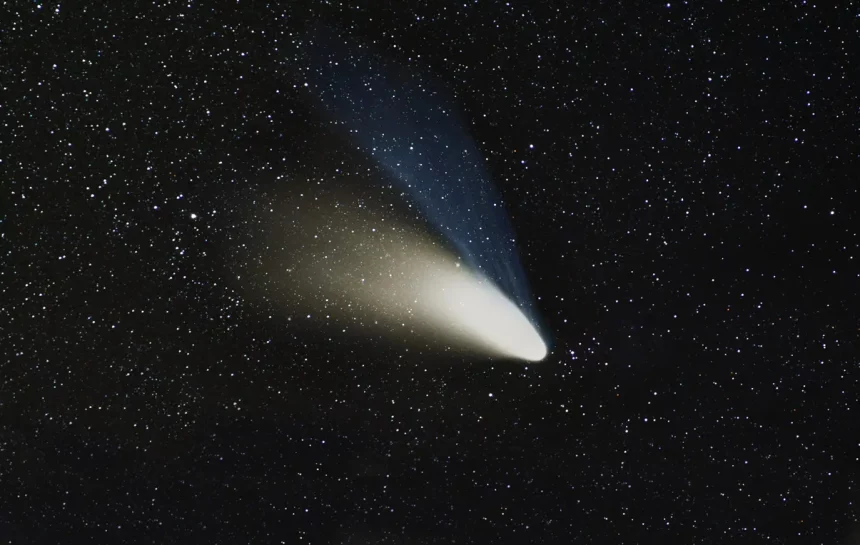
(419, 267), (548, 361)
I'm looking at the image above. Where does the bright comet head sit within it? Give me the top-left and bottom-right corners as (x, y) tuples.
(420, 268), (548, 362)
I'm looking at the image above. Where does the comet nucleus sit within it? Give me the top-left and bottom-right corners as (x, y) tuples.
(419, 266), (548, 361)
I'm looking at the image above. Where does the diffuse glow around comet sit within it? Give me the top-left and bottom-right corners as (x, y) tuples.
(243, 185), (547, 362)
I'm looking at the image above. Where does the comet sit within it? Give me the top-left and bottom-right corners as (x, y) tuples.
(239, 26), (549, 361)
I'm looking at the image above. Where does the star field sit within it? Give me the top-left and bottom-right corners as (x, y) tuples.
(2, 1), (858, 544)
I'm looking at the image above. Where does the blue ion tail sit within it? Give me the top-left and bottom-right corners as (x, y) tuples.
(300, 27), (550, 357)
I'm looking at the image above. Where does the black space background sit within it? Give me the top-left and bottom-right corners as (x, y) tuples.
(2, 1), (858, 544)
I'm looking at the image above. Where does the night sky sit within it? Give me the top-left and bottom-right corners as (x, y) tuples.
(3, 1), (858, 544)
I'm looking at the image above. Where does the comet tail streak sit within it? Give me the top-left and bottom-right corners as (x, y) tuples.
(243, 189), (547, 362)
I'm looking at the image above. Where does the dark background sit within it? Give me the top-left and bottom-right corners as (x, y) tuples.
(2, 1), (857, 543)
